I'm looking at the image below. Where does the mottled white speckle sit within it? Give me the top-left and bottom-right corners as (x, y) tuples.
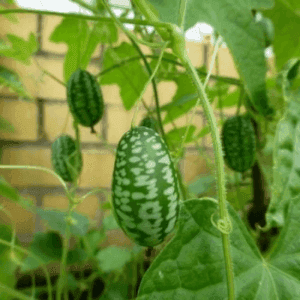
(132, 192), (146, 200)
(120, 197), (130, 204)
(129, 156), (141, 163)
(152, 143), (162, 150)
(166, 206), (177, 220)
(122, 178), (130, 185)
(156, 150), (166, 156)
(158, 155), (170, 165)
(123, 190), (130, 197)
(131, 168), (143, 176)
(132, 147), (142, 153)
(117, 151), (126, 157)
(164, 186), (174, 195)
(116, 208), (134, 223)
(135, 175), (150, 187)
(162, 166), (174, 183)
(130, 135), (139, 142)
(168, 193), (178, 202)
(120, 204), (132, 212)
(146, 160), (156, 169)
(146, 188), (158, 199)
(137, 220), (162, 235)
(165, 217), (177, 233)
(139, 201), (162, 219)
(116, 159), (126, 167)
(119, 168), (126, 177)
(114, 197), (121, 205)
(146, 136), (156, 143)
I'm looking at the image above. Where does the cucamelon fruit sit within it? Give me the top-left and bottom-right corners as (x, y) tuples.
(51, 135), (82, 182)
(67, 69), (104, 133)
(222, 115), (256, 173)
(112, 126), (180, 247)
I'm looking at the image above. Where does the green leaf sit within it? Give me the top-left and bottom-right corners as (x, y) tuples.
(264, 0), (300, 71)
(0, 176), (20, 202)
(145, 0), (274, 116)
(67, 248), (87, 265)
(96, 246), (132, 273)
(21, 231), (63, 272)
(81, 229), (106, 255)
(138, 198), (300, 299)
(0, 33), (37, 65)
(66, 273), (78, 291)
(165, 125), (196, 147)
(215, 87), (240, 109)
(279, 0), (300, 11)
(101, 42), (148, 110)
(78, 21), (118, 69)
(0, 117), (19, 134)
(195, 119), (224, 139)
(36, 208), (89, 237)
(149, 51), (179, 80)
(161, 73), (198, 124)
(187, 175), (215, 195)
(50, 17), (89, 81)
(99, 281), (128, 300)
(50, 17), (118, 82)
(266, 95), (300, 228)
(0, 65), (31, 99)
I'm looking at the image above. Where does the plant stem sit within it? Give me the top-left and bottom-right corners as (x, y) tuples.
(34, 57), (66, 87)
(0, 165), (69, 195)
(131, 41), (169, 128)
(128, 38), (167, 143)
(97, 54), (242, 86)
(183, 57), (235, 300)
(56, 208), (72, 300)
(178, 0), (187, 31)
(0, 8), (168, 28)
(101, 0), (165, 48)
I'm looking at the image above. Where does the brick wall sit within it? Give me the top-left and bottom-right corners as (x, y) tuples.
(0, 12), (239, 246)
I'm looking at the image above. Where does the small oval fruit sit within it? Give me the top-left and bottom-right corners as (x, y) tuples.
(51, 135), (82, 182)
(67, 69), (104, 133)
(112, 126), (180, 247)
(222, 115), (256, 172)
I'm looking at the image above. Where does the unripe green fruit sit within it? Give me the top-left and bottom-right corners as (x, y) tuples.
(51, 135), (82, 182)
(112, 126), (180, 247)
(222, 115), (256, 173)
(67, 69), (104, 133)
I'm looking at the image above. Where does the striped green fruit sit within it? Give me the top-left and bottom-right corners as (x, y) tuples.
(51, 135), (82, 182)
(112, 126), (179, 247)
(67, 69), (104, 133)
(222, 115), (256, 172)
